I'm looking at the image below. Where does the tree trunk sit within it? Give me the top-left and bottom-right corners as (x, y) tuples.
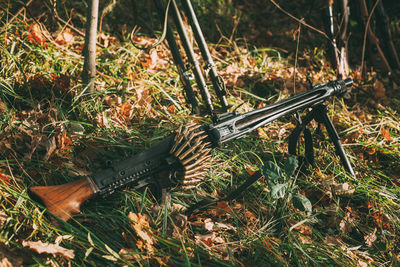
(82, 0), (99, 92)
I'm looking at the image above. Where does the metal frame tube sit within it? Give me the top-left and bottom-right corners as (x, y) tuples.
(180, 0), (229, 110)
(168, 0), (215, 117)
(153, 0), (199, 114)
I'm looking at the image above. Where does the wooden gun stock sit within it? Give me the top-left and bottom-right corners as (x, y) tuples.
(29, 177), (98, 222)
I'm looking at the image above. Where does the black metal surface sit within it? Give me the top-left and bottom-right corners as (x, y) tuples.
(168, 0), (215, 117)
(210, 79), (353, 144)
(91, 135), (178, 196)
(180, 0), (229, 111)
(153, 0), (200, 114)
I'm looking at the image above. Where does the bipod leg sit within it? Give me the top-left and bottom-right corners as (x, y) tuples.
(153, 0), (200, 114)
(180, 0), (229, 111)
(168, 0), (216, 120)
(314, 105), (356, 178)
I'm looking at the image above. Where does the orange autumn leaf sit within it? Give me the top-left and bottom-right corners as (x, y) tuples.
(168, 105), (176, 114)
(380, 128), (393, 142)
(246, 168), (256, 176)
(26, 23), (47, 48)
(127, 212), (155, 253)
(0, 170), (10, 185)
(58, 132), (73, 152)
(120, 102), (133, 120)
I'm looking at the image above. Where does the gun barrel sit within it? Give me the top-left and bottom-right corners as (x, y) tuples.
(210, 79), (353, 144)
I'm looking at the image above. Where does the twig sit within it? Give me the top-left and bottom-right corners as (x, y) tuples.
(269, 0), (330, 41)
(3, 0), (34, 26)
(54, 15), (105, 48)
(360, 0), (390, 74)
(294, 20), (302, 94)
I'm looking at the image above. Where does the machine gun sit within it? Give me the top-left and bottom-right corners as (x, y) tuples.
(29, 78), (355, 222)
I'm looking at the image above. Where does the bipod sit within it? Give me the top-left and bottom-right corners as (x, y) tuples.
(153, 0), (229, 122)
(288, 103), (355, 178)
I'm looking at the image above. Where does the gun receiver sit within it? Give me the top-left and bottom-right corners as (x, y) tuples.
(29, 78), (354, 221)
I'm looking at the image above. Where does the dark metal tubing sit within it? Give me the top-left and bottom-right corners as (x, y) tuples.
(315, 105), (355, 177)
(218, 79), (352, 143)
(153, 0), (200, 114)
(180, 0), (229, 110)
(168, 0), (215, 117)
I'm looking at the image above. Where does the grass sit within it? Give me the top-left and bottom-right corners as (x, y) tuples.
(1, 1), (400, 266)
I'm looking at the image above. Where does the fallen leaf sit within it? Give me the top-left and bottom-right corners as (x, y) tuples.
(22, 240), (75, 259)
(364, 228), (377, 247)
(55, 28), (74, 46)
(332, 182), (355, 195)
(0, 99), (5, 112)
(43, 136), (57, 161)
(120, 102), (133, 120)
(57, 131), (73, 154)
(167, 105), (176, 114)
(0, 170), (10, 185)
(127, 212), (155, 253)
(373, 80), (385, 99)
(195, 232), (216, 247)
(119, 248), (169, 266)
(339, 210), (355, 235)
(325, 235), (345, 248)
(26, 23), (47, 48)
(0, 258), (13, 267)
(204, 218), (214, 231)
(0, 211), (10, 228)
(380, 128), (393, 142)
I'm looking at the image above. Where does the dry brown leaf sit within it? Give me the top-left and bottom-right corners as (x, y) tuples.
(0, 99), (5, 112)
(373, 80), (385, 99)
(127, 212), (155, 254)
(120, 102), (133, 121)
(118, 248), (137, 261)
(27, 23), (47, 48)
(0, 211), (9, 228)
(204, 218), (214, 231)
(22, 240), (75, 259)
(0, 171), (10, 185)
(364, 228), (377, 247)
(339, 207), (356, 234)
(119, 248), (169, 266)
(325, 235), (345, 248)
(293, 224), (313, 244)
(149, 50), (169, 70)
(0, 257), (13, 267)
(195, 232), (216, 247)
(55, 28), (74, 46)
(332, 182), (355, 195)
(380, 128), (393, 142)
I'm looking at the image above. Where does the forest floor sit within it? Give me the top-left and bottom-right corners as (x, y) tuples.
(0, 1), (400, 266)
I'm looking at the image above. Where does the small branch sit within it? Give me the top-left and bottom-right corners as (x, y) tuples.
(360, 0), (391, 74)
(4, 0), (34, 26)
(54, 15), (105, 48)
(269, 0), (330, 41)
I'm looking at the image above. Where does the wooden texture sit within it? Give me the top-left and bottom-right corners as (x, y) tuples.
(29, 178), (96, 222)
